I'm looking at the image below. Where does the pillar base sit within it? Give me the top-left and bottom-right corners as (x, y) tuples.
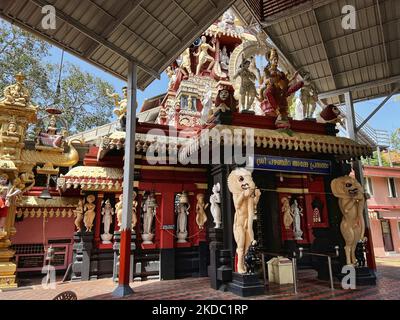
(228, 272), (264, 297)
(112, 284), (134, 297)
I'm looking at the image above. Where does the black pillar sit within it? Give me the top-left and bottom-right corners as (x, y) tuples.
(71, 231), (93, 281)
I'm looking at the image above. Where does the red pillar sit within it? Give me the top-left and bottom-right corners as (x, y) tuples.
(160, 192), (175, 249)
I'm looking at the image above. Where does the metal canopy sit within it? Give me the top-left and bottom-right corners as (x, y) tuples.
(244, 0), (400, 105)
(0, 0), (235, 90)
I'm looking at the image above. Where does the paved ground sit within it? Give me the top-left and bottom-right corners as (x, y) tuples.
(0, 257), (399, 300)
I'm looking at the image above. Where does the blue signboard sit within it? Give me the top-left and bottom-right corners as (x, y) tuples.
(253, 155), (331, 175)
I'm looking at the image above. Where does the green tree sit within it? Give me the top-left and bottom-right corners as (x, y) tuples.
(391, 128), (400, 151)
(0, 20), (116, 133)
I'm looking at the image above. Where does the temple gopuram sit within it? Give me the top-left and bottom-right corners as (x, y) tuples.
(0, 11), (376, 296)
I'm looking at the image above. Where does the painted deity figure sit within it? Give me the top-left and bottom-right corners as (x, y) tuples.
(142, 191), (157, 235)
(195, 193), (208, 230)
(281, 197), (293, 230)
(300, 72), (318, 119)
(101, 199), (114, 235)
(219, 46), (230, 70)
(227, 168), (261, 274)
(291, 199), (303, 240)
(176, 191), (190, 241)
(38, 115), (64, 148)
(0, 73), (31, 107)
(179, 48), (193, 77)
(214, 86), (236, 114)
(209, 182), (222, 228)
(194, 36), (216, 75)
(233, 58), (257, 112)
(106, 86), (128, 131)
(74, 198), (84, 232)
(115, 194), (123, 228)
(166, 66), (177, 90)
(83, 195), (96, 232)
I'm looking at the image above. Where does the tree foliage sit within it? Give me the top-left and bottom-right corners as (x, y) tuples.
(0, 20), (116, 133)
(391, 128), (400, 151)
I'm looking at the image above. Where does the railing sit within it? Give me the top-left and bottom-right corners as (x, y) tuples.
(298, 246), (340, 291)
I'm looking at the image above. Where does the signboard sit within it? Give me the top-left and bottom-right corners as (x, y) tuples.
(253, 155), (331, 175)
(162, 225), (175, 230)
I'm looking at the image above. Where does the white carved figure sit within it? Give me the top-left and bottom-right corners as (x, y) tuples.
(166, 66), (177, 90)
(176, 191), (190, 243)
(291, 199), (303, 240)
(101, 199), (114, 243)
(219, 46), (230, 70)
(132, 190), (138, 232)
(209, 183), (222, 228)
(142, 191), (157, 244)
(200, 85), (213, 123)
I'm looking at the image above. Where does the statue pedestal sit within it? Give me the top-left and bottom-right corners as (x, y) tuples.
(0, 241), (17, 289)
(141, 233), (154, 244)
(227, 272), (264, 297)
(100, 233), (113, 244)
(177, 232), (188, 243)
(355, 267), (376, 286)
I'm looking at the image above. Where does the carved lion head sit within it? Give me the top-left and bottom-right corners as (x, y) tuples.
(331, 176), (364, 200)
(227, 168), (256, 194)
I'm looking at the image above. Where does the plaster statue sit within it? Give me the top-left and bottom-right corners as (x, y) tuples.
(166, 66), (177, 90)
(176, 191), (190, 242)
(142, 191), (157, 244)
(213, 86), (236, 114)
(300, 72), (318, 119)
(0, 175), (9, 237)
(290, 199), (303, 240)
(227, 168), (261, 274)
(116, 194), (123, 228)
(74, 198), (84, 232)
(218, 10), (235, 30)
(132, 190), (138, 232)
(233, 58), (257, 113)
(281, 197), (293, 230)
(317, 104), (343, 124)
(0, 73), (31, 107)
(83, 194), (96, 232)
(179, 48), (193, 77)
(194, 36), (216, 75)
(5, 118), (20, 142)
(331, 175), (366, 266)
(200, 85), (213, 123)
(101, 199), (114, 243)
(5, 177), (24, 207)
(209, 182), (222, 228)
(195, 193), (208, 230)
(106, 87), (128, 131)
(219, 46), (230, 70)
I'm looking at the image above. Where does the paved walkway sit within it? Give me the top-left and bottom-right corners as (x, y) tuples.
(1, 258), (399, 300)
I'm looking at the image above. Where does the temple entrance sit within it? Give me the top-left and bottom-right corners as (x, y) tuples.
(381, 219), (394, 252)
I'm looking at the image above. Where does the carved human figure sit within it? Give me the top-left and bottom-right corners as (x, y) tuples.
(115, 194), (123, 228)
(142, 191), (157, 235)
(179, 48), (193, 77)
(219, 46), (230, 70)
(166, 66), (177, 89)
(233, 58), (257, 112)
(209, 182), (222, 228)
(38, 114), (65, 148)
(83, 195), (96, 232)
(227, 168), (261, 274)
(0, 175), (10, 237)
(6, 119), (19, 137)
(74, 198), (84, 232)
(290, 199), (303, 240)
(0, 73), (31, 107)
(300, 72), (318, 119)
(177, 191), (190, 236)
(101, 199), (114, 235)
(194, 36), (216, 75)
(213, 86), (236, 114)
(281, 197), (293, 230)
(106, 87), (128, 130)
(195, 193), (208, 230)
(331, 176), (366, 266)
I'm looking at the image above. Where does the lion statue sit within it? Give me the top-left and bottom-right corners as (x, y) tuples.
(227, 168), (261, 274)
(331, 175), (366, 266)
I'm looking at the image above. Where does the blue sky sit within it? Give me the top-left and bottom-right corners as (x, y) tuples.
(48, 47), (399, 135)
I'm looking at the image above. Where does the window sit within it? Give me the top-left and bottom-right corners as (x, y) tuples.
(387, 178), (397, 198)
(364, 177), (373, 196)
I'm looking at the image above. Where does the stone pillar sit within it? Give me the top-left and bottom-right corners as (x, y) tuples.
(208, 227), (224, 289)
(71, 231), (94, 281)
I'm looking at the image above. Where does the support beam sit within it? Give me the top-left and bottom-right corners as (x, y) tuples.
(172, 0), (198, 26)
(30, 0), (159, 79)
(376, 0), (391, 78)
(113, 61), (137, 297)
(318, 76), (400, 99)
(356, 84), (400, 132)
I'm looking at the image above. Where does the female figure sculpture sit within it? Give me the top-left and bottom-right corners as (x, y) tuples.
(219, 46), (230, 70)
(195, 193), (208, 230)
(101, 199), (114, 243)
(281, 197), (293, 230)
(179, 48), (193, 77)
(115, 194), (123, 228)
(194, 36), (216, 75)
(142, 191), (157, 244)
(209, 183), (222, 228)
(233, 58), (257, 112)
(83, 195), (96, 232)
(176, 191), (190, 242)
(132, 190), (138, 232)
(74, 198), (84, 232)
(290, 199), (303, 240)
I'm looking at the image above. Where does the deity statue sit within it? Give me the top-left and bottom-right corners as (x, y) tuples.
(300, 72), (318, 119)
(74, 198), (84, 232)
(176, 191), (190, 242)
(3, 118), (21, 143)
(244, 240), (260, 274)
(106, 87), (128, 131)
(37, 114), (65, 148)
(209, 182), (222, 228)
(179, 48), (193, 77)
(219, 46), (230, 70)
(281, 197), (293, 230)
(194, 36), (216, 75)
(290, 199), (303, 240)
(115, 194), (123, 228)
(195, 193), (208, 230)
(5, 177), (24, 207)
(0, 73), (31, 107)
(200, 85), (213, 123)
(218, 10), (236, 30)
(101, 199), (114, 243)
(233, 58), (257, 113)
(83, 195), (96, 232)
(260, 49), (303, 128)
(227, 168), (261, 274)
(311, 198), (323, 223)
(0, 175), (10, 238)
(331, 175), (367, 266)
(142, 191), (157, 244)
(19, 171), (35, 193)
(213, 86), (236, 114)
(166, 66), (177, 90)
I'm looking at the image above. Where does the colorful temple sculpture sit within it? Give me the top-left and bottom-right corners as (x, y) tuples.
(1, 11), (376, 295)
